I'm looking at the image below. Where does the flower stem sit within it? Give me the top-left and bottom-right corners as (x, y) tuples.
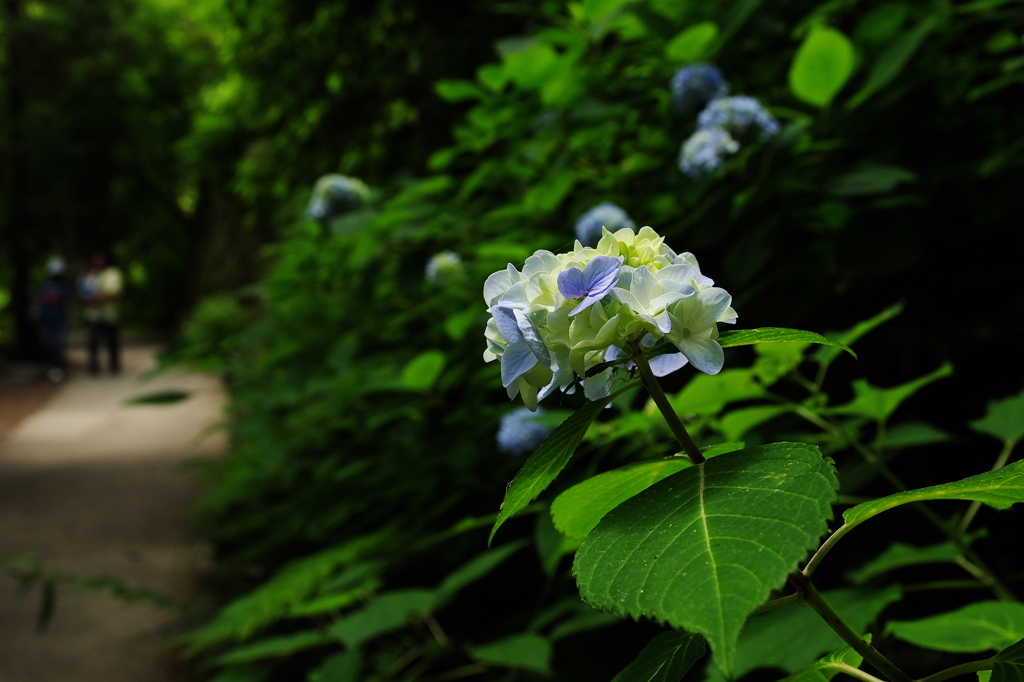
(632, 350), (704, 464)
(789, 572), (914, 682)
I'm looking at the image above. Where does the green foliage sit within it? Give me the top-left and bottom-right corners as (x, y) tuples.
(971, 388), (1024, 448)
(706, 587), (901, 681)
(612, 631), (706, 682)
(849, 540), (967, 585)
(166, 0), (1024, 680)
(789, 26), (856, 107)
(843, 458), (1024, 528)
(887, 602), (1024, 653)
(994, 638), (1024, 682)
(777, 643), (865, 682)
(491, 386), (638, 543)
(574, 443), (838, 675)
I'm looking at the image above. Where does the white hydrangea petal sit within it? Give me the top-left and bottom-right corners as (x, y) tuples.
(497, 281), (530, 309)
(649, 352), (688, 377)
(674, 333), (724, 375)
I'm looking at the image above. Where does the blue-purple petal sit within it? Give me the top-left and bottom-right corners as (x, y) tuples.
(557, 267), (588, 300)
(583, 255), (622, 295)
(500, 342), (539, 387)
(492, 306), (522, 345)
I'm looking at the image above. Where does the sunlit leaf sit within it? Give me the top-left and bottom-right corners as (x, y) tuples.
(670, 369), (764, 417)
(611, 631), (706, 682)
(575, 443), (838, 676)
(843, 458), (1024, 529)
(718, 328), (855, 357)
(399, 350), (446, 390)
(829, 362), (952, 423)
(887, 602), (1024, 653)
(434, 79), (485, 102)
(666, 23), (719, 63)
(970, 387), (1024, 448)
(551, 460), (692, 539)
(789, 26), (855, 107)
(490, 385), (637, 544)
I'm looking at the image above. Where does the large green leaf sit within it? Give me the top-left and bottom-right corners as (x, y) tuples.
(551, 460), (692, 539)
(829, 362), (953, 423)
(887, 602), (1024, 653)
(706, 586), (900, 682)
(467, 633), (552, 674)
(776, 643), (865, 682)
(849, 540), (966, 585)
(971, 387), (1024, 448)
(574, 443), (838, 675)
(670, 369), (764, 417)
(847, 16), (937, 109)
(789, 26), (855, 107)
(612, 631), (706, 682)
(718, 328), (854, 357)
(490, 387), (635, 543)
(843, 458), (1024, 528)
(993, 637), (1024, 682)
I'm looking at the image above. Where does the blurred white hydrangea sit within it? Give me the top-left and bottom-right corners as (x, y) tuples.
(497, 407), (554, 456)
(306, 174), (370, 223)
(425, 251), (462, 285)
(678, 128), (740, 179)
(483, 226), (736, 410)
(574, 203), (636, 248)
(697, 96), (780, 142)
(670, 63), (729, 113)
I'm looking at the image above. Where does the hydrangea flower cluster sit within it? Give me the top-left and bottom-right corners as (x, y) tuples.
(425, 251), (462, 285)
(574, 203), (635, 247)
(670, 64), (729, 113)
(678, 128), (740, 180)
(306, 174), (370, 223)
(697, 96), (780, 143)
(496, 407), (554, 456)
(483, 226), (736, 410)
(671, 63), (781, 181)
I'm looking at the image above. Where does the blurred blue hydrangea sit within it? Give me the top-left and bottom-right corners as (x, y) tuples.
(697, 96), (780, 142)
(497, 407), (553, 456)
(306, 174), (370, 223)
(670, 64), (729, 113)
(574, 203), (636, 247)
(425, 251), (462, 285)
(678, 128), (740, 179)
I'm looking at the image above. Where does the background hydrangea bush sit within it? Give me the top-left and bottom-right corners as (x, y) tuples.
(167, 1), (1024, 680)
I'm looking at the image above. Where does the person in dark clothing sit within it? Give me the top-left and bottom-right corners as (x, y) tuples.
(32, 257), (74, 382)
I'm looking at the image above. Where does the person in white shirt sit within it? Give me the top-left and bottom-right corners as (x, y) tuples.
(79, 251), (124, 375)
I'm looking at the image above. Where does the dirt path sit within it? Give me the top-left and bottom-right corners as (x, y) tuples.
(0, 344), (226, 682)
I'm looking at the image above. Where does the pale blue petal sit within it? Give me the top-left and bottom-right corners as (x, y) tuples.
(501, 341), (539, 387)
(513, 309), (551, 366)
(569, 293), (605, 316)
(675, 336), (724, 375)
(492, 306), (522, 345)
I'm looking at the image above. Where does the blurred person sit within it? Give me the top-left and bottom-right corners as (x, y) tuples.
(31, 256), (74, 382)
(79, 251), (123, 375)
